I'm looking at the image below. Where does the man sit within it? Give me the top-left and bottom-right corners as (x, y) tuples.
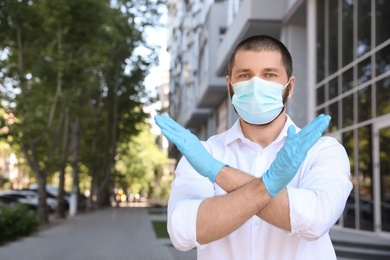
(155, 35), (352, 260)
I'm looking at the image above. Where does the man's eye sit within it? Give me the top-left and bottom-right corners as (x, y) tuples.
(240, 74), (250, 78)
(266, 74), (276, 78)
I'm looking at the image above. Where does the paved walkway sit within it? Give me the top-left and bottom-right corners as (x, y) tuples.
(0, 205), (196, 260)
(1, 204), (389, 260)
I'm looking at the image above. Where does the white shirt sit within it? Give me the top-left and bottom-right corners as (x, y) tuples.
(167, 116), (352, 260)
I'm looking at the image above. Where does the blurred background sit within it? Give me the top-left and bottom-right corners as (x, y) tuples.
(0, 0), (173, 223)
(0, 0), (389, 259)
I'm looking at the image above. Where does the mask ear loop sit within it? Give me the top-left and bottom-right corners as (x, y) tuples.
(283, 78), (291, 90)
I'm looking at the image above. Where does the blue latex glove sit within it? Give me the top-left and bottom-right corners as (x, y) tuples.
(262, 114), (331, 197)
(154, 114), (226, 182)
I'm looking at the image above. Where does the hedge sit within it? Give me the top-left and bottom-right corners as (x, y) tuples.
(0, 204), (39, 245)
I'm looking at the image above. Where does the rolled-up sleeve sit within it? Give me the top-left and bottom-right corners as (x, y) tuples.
(287, 137), (353, 240)
(167, 157), (215, 251)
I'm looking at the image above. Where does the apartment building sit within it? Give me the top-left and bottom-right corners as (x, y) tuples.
(166, 0), (390, 238)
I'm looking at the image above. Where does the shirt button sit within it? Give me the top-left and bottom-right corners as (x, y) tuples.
(255, 221), (259, 225)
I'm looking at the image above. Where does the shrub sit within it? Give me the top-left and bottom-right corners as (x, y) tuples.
(0, 204), (39, 245)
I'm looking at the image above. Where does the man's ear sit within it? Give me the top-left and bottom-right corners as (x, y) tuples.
(226, 75), (231, 96)
(287, 76), (295, 99)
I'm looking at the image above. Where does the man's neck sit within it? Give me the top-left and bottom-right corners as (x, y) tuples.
(240, 113), (287, 148)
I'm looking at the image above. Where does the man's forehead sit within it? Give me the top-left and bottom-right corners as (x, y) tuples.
(233, 51), (283, 69)
(234, 67), (281, 73)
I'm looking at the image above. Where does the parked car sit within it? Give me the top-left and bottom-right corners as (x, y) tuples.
(23, 189), (58, 212)
(0, 193), (38, 211)
(0, 190), (56, 212)
(0, 195), (19, 207)
(29, 184), (87, 211)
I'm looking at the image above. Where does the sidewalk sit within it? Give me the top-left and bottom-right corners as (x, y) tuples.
(1, 204), (389, 260)
(0, 206), (196, 260)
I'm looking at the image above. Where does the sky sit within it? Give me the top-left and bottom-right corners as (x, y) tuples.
(140, 7), (170, 93)
(139, 6), (169, 136)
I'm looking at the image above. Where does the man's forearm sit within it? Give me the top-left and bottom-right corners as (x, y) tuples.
(214, 166), (291, 231)
(196, 174), (271, 244)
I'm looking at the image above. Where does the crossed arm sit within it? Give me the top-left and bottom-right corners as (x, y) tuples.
(155, 114), (331, 245)
(197, 166), (289, 244)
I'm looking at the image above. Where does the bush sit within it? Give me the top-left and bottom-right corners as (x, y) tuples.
(0, 204), (39, 245)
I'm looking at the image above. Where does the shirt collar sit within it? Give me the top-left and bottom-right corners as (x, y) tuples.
(224, 119), (246, 145)
(273, 114), (298, 144)
(224, 114), (298, 146)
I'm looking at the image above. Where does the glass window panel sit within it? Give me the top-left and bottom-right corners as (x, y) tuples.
(358, 85), (372, 123)
(357, 0), (371, 57)
(329, 77), (339, 100)
(317, 85), (325, 105)
(317, 108), (325, 117)
(328, 0), (339, 75)
(343, 130), (355, 229)
(317, 0), (325, 83)
(357, 57), (372, 85)
(342, 0), (354, 66)
(376, 0), (390, 46)
(358, 125), (374, 231)
(342, 67), (354, 93)
(376, 76), (390, 116)
(376, 44), (390, 76)
(342, 94), (354, 127)
(379, 126), (390, 232)
(328, 101), (339, 132)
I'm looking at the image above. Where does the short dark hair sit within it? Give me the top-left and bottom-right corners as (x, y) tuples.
(227, 35), (293, 78)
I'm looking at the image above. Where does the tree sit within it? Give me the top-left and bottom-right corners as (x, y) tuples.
(0, 0), (165, 224)
(115, 121), (170, 201)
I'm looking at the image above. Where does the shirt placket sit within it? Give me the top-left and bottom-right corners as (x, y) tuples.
(251, 149), (268, 260)
(253, 149), (268, 178)
(251, 217), (262, 260)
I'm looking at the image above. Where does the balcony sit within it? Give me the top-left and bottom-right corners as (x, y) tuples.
(216, 0), (287, 76)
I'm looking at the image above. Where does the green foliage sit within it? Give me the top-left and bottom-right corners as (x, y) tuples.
(115, 121), (169, 195)
(151, 220), (169, 239)
(0, 0), (165, 210)
(0, 204), (39, 245)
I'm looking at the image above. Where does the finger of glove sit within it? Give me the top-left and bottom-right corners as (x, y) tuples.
(287, 125), (296, 136)
(283, 115), (330, 163)
(299, 130), (323, 154)
(154, 115), (179, 142)
(155, 114), (188, 136)
(285, 125), (298, 145)
(160, 128), (187, 148)
(298, 115), (331, 154)
(317, 115), (331, 133)
(296, 115), (331, 143)
(155, 115), (193, 147)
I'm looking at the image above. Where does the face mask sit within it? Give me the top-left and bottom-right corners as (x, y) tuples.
(231, 76), (290, 125)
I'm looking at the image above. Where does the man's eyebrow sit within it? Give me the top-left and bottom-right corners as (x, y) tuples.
(263, 67), (280, 72)
(234, 68), (251, 74)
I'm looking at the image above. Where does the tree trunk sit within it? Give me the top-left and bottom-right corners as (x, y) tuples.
(89, 137), (98, 209)
(57, 111), (69, 218)
(69, 116), (80, 216)
(96, 67), (120, 207)
(22, 144), (49, 225)
(37, 173), (49, 224)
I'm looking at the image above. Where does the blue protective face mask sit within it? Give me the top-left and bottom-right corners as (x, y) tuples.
(231, 76), (290, 125)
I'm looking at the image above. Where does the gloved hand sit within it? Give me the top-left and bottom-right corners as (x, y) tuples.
(262, 114), (331, 197)
(154, 114), (226, 182)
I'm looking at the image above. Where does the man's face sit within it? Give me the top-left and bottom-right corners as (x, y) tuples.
(227, 50), (293, 100)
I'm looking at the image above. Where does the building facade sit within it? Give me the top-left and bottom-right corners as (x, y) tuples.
(166, 0), (390, 237)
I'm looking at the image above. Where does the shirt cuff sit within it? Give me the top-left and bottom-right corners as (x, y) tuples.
(287, 186), (317, 237)
(168, 199), (207, 250)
